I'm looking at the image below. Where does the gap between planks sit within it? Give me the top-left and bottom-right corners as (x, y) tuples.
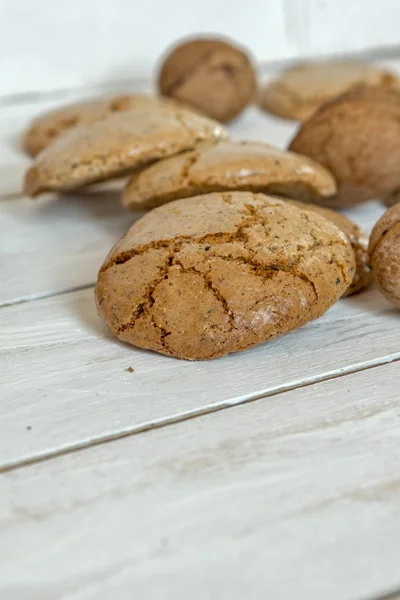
(1, 355), (399, 475)
(0, 282), (95, 310)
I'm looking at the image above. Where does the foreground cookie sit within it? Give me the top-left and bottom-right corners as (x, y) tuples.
(122, 140), (336, 210)
(24, 106), (228, 196)
(158, 37), (257, 122)
(260, 61), (398, 121)
(289, 85), (400, 207)
(22, 94), (180, 157)
(96, 192), (355, 360)
(288, 200), (372, 296)
(369, 204), (400, 308)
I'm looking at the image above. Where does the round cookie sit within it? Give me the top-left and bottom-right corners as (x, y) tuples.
(122, 140), (336, 210)
(260, 61), (398, 121)
(95, 192), (355, 360)
(288, 200), (372, 296)
(158, 37), (257, 123)
(369, 203), (400, 308)
(22, 94), (183, 158)
(289, 85), (400, 207)
(23, 105), (228, 197)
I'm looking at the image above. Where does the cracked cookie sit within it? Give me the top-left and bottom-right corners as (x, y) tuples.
(260, 61), (398, 121)
(369, 203), (400, 308)
(23, 105), (228, 197)
(122, 140), (336, 210)
(158, 37), (257, 122)
(22, 94), (185, 158)
(288, 200), (372, 296)
(95, 191), (355, 360)
(289, 85), (400, 207)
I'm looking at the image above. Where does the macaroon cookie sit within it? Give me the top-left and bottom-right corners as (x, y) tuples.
(260, 60), (398, 121)
(122, 140), (336, 210)
(289, 85), (400, 207)
(23, 105), (228, 196)
(22, 94), (184, 157)
(158, 37), (257, 122)
(95, 191), (355, 360)
(369, 203), (400, 308)
(288, 200), (372, 296)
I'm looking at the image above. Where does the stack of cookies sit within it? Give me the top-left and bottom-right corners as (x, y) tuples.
(21, 36), (400, 360)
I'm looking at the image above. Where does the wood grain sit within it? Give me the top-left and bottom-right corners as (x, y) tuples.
(1, 282), (399, 469)
(1, 361), (400, 600)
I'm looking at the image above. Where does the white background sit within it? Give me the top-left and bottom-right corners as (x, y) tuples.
(1, 0), (400, 97)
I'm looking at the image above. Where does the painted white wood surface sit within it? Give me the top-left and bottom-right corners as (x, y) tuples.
(1, 52), (400, 600)
(1, 282), (399, 469)
(0, 64), (399, 472)
(2, 0), (400, 96)
(1, 361), (400, 600)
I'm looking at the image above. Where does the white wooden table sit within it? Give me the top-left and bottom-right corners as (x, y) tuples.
(1, 64), (400, 600)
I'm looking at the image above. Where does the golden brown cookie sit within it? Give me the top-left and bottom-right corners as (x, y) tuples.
(369, 204), (400, 308)
(288, 200), (372, 296)
(158, 37), (257, 123)
(289, 85), (400, 207)
(122, 140), (336, 210)
(23, 106), (228, 197)
(22, 94), (185, 158)
(260, 61), (398, 121)
(95, 192), (355, 360)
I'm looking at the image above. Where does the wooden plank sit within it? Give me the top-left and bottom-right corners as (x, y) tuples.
(1, 361), (400, 600)
(0, 282), (399, 469)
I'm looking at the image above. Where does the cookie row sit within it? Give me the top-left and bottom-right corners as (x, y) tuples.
(21, 104), (374, 301)
(19, 37), (399, 360)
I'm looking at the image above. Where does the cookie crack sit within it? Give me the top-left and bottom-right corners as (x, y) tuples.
(101, 232), (240, 272)
(173, 260), (237, 331)
(103, 200), (348, 302)
(116, 254), (174, 346)
(204, 252), (319, 302)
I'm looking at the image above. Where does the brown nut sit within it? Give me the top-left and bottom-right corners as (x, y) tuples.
(95, 191), (355, 360)
(289, 85), (400, 207)
(22, 94), (186, 158)
(288, 200), (372, 296)
(122, 140), (336, 210)
(369, 204), (400, 308)
(23, 106), (228, 197)
(260, 61), (399, 121)
(158, 37), (257, 123)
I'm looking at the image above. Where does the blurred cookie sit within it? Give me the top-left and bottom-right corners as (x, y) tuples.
(22, 94), (183, 157)
(96, 192), (355, 360)
(122, 140), (336, 210)
(382, 191), (400, 207)
(288, 200), (372, 296)
(260, 61), (398, 121)
(158, 37), (257, 122)
(369, 203), (400, 308)
(23, 106), (228, 196)
(289, 85), (400, 207)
